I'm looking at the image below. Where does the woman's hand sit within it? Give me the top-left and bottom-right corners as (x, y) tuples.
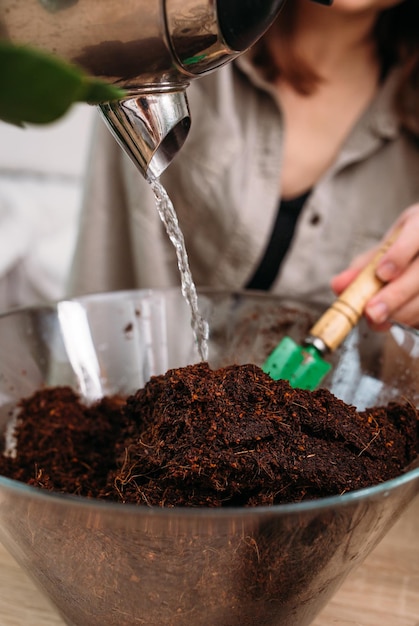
(331, 204), (419, 330)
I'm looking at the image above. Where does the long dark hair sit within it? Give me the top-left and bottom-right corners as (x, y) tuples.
(376, 1), (419, 135)
(253, 0), (419, 136)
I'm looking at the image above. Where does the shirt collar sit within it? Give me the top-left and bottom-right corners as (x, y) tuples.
(235, 53), (403, 170)
(235, 53), (402, 139)
(334, 67), (402, 171)
(235, 52), (281, 101)
(360, 67), (402, 140)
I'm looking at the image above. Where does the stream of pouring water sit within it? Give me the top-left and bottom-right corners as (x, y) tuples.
(149, 177), (209, 362)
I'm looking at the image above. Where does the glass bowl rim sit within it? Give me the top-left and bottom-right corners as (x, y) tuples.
(1, 464), (418, 519)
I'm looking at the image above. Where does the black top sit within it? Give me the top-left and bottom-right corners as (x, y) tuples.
(246, 190), (310, 291)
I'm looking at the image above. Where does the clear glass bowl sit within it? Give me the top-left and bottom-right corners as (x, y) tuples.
(0, 288), (418, 626)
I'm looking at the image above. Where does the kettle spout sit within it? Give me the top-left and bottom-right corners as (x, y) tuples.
(99, 87), (191, 180)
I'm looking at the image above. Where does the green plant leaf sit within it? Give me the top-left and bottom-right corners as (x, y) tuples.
(0, 41), (125, 126)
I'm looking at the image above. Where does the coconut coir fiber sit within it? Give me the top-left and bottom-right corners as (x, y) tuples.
(0, 362), (418, 506)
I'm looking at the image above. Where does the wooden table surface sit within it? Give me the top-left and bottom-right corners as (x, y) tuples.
(1, 496), (418, 626)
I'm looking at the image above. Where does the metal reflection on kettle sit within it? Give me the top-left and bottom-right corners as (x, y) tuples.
(1, 0), (332, 178)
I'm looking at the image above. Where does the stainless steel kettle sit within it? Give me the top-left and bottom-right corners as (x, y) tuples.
(1, 0), (331, 179)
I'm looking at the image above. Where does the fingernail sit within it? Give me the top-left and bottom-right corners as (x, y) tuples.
(376, 261), (397, 282)
(366, 301), (389, 324)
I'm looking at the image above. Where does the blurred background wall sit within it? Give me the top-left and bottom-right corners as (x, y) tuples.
(0, 103), (95, 312)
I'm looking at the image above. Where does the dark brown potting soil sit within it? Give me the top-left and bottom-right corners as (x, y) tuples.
(0, 362), (418, 506)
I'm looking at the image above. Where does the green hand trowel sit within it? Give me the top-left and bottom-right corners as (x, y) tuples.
(262, 229), (400, 390)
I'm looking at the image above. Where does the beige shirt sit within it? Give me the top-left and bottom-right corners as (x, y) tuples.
(68, 60), (419, 306)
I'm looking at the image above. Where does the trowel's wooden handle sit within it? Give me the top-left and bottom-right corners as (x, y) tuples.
(309, 229), (400, 352)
